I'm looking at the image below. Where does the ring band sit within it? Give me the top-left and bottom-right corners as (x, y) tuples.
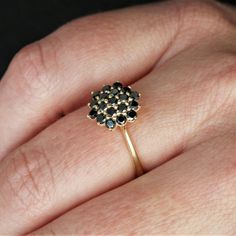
(87, 81), (144, 177)
(120, 126), (144, 177)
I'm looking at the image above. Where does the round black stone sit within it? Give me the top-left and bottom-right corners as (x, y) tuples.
(117, 115), (127, 125)
(127, 110), (137, 120)
(102, 85), (111, 92)
(89, 99), (97, 108)
(119, 94), (128, 101)
(96, 114), (106, 124)
(111, 88), (119, 95)
(99, 101), (106, 110)
(100, 93), (108, 99)
(122, 87), (131, 94)
(113, 82), (123, 89)
(89, 109), (97, 119)
(129, 100), (139, 110)
(106, 107), (116, 116)
(92, 91), (100, 99)
(105, 119), (116, 129)
(118, 103), (127, 112)
(130, 91), (140, 100)
(108, 97), (117, 104)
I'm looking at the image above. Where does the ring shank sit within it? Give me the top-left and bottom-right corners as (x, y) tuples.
(120, 126), (144, 177)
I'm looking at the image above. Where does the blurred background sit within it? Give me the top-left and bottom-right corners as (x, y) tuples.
(0, 0), (235, 78)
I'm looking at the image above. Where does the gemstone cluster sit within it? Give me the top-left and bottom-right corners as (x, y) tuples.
(88, 82), (140, 130)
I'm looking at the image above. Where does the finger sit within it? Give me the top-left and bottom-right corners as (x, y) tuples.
(33, 133), (236, 234)
(1, 30), (236, 235)
(0, 1), (182, 159)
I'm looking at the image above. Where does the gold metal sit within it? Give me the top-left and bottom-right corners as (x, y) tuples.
(120, 125), (144, 177)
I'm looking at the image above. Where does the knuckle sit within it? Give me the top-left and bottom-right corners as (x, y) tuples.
(3, 144), (54, 211)
(214, 54), (236, 98)
(201, 53), (236, 117)
(222, 60), (236, 108)
(176, 0), (235, 35)
(56, 14), (127, 59)
(8, 40), (57, 97)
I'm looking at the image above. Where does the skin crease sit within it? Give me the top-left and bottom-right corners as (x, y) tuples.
(0, 0), (236, 235)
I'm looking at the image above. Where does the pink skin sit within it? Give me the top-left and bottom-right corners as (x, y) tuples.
(0, 0), (236, 234)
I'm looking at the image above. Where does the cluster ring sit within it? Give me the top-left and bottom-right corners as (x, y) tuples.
(87, 81), (144, 177)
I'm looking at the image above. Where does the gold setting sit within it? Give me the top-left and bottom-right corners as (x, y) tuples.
(87, 82), (141, 130)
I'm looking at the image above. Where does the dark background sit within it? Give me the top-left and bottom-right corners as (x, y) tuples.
(0, 0), (235, 78)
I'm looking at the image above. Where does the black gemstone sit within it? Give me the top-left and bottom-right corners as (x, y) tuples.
(99, 101), (106, 110)
(89, 109), (97, 119)
(129, 100), (139, 110)
(108, 97), (117, 104)
(100, 93), (108, 99)
(127, 110), (137, 120)
(92, 91), (100, 99)
(89, 100), (97, 108)
(122, 87), (131, 94)
(105, 119), (116, 129)
(130, 91), (140, 100)
(118, 103), (127, 112)
(107, 107), (116, 116)
(96, 114), (106, 124)
(102, 85), (111, 92)
(119, 94), (128, 100)
(117, 115), (127, 125)
(111, 88), (119, 95)
(113, 82), (123, 88)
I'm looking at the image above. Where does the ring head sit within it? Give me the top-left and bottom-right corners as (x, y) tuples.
(88, 81), (140, 130)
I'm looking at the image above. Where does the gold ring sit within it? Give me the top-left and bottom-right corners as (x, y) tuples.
(87, 81), (144, 177)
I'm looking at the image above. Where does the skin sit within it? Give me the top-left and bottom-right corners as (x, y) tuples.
(0, 0), (236, 234)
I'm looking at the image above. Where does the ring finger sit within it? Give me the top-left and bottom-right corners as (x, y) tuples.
(0, 1), (180, 159)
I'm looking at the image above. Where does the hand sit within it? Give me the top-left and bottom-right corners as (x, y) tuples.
(0, 0), (236, 234)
